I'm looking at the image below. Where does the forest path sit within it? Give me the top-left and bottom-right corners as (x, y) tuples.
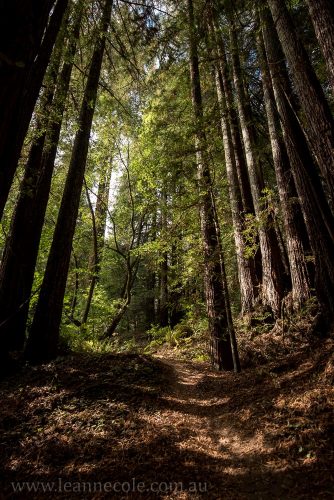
(156, 357), (267, 474)
(0, 345), (333, 499)
(150, 356), (276, 498)
(149, 350), (333, 499)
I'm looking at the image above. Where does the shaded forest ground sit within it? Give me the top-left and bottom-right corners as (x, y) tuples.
(0, 339), (333, 499)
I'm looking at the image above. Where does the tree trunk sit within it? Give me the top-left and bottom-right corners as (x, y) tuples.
(256, 21), (310, 310)
(0, 7), (82, 361)
(210, 16), (254, 218)
(215, 68), (258, 313)
(210, 21), (258, 314)
(0, 0), (54, 154)
(228, 18), (285, 317)
(169, 228), (186, 328)
(25, 0), (112, 362)
(212, 197), (241, 373)
(305, 0), (334, 91)
(159, 190), (169, 327)
(145, 211), (158, 328)
(212, 13), (262, 287)
(159, 252), (169, 327)
(104, 257), (140, 337)
(82, 162), (112, 325)
(266, 0), (334, 209)
(0, 0), (69, 219)
(187, 0), (236, 371)
(262, 7), (334, 316)
(68, 252), (81, 326)
(145, 269), (156, 328)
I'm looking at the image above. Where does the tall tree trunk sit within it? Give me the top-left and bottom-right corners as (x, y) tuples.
(169, 240), (185, 328)
(266, 0), (334, 209)
(262, 7), (334, 316)
(212, 197), (241, 372)
(159, 190), (169, 327)
(25, 0), (113, 362)
(68, 252), (81, 326)
(145, 268), (156, 328)
(228, 18), (285, 317)
(187, 0), (236, 371)
(212, 12), (262, 287)
(305, 0), (334, 91)
(143, 210), (158, 328)
(159, 252), (169, 327)
(0, 0), (54, 155)
(0, 0), (69, 219)
(104, 257), (140, 337)
(215, 66), (258, 314)
(0, 7), (82, 361)
(210, 15), (254, 217)
(82, 162), (112, 325)
(256, 21), (310, 310)
(210, 20), (258, 314)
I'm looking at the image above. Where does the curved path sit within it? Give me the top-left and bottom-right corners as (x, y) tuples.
(0, 348), (332, 499)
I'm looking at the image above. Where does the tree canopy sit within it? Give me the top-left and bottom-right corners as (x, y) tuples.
(0, 0), (334, 370)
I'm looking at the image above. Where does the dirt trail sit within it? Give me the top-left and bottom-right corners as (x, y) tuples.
(157, 358), (266, 469)
(150, 357), (276, 499)
(149, 352), (333, 499)
(0, 347), (333, 499)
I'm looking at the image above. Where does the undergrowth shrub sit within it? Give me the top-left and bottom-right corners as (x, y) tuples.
(236, 296), (322, 367)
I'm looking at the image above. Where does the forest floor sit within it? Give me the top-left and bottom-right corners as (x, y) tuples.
(0, 339), (333, 499)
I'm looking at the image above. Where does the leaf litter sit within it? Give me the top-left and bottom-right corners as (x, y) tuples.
(0, 342), (333, 499)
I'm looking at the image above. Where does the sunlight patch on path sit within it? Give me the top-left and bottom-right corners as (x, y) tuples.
(148, 357), (274, 479)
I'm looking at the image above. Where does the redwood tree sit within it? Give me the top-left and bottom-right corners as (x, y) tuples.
(0, 0), (69, 219)
(266, 0), (334, 209)
(25, 0), (113, 362)
(256, 19), (311, 309)
(305, 0), (334, 90)
(227, 14), (285, 317)
(0, 5), (83, 363)
(211, 24), (258, 314)
(261, 5), (334, 316)
(187, 0), (238, 371)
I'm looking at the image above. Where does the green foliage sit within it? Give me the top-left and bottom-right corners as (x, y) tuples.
(143, 305), (209, 358)
(60, 322), (113, 354)
(242, 188), (279, 260)
(242, 213), (259, 259)
(2, 0), (326, 364)
(144, 325), (171, 351)
(106, 336), (140, 354)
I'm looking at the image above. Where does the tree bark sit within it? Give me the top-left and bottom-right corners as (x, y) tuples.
(213, 197), (241, 372)
(0, 6), (82, 361)
(210, 20), (258, 314)
(228, 18), (285, 317)
(0, 0), (54, 152)
(145, 268), (156, 328)
(159, 252), (169, 326)
(82, 162), (112, 325)
(305, 0), (334, 91)
(104, 257), (140, 337)
(256, 21), (310, 310)
(145, 210), (158, 328)
(262, 7), (334, 316)
(169, 240), (185, 328)
(0, 0), (69, 219)
(159, 190), (169, 327)
(187, 0), (237, 371)
(25, 0), (112, 362)
(266, 0), (334, 209)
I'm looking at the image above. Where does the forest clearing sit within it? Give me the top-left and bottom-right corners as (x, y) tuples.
(1, 0), (334, 497)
